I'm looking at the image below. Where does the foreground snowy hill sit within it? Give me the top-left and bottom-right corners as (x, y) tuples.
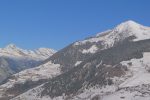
(0, 44), (56, 83)
(1, 20), (150, 100)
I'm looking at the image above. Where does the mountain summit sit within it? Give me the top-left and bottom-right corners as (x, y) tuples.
(114, 20), (150, 41)
(76, 20), (150, 49)
(5, 44), (17, 49)
(115, 20), (143, 32)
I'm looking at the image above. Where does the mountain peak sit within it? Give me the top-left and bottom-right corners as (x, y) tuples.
(6, 44), (16, 47)
(121, 20), (139, 25)
(113, 20), (150, 41)
(5, 44), (20, 50)
(76, 20), (150, 47)
(1, 44), (56, 60)
(114, 20), (143, 33)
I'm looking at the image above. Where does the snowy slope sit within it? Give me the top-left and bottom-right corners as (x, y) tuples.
(102, 85), (150, 100)
(11, 84), (51, 100)
(119, 52), (150, 88)
(82, 45), (98, 54)
(1, 61), (60, 88)
(73, 52), (150, 100)
(0, 61), (61, 99)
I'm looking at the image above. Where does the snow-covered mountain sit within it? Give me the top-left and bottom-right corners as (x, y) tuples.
(75, 20), (150, 48)
(46, 20), (150, 72)
(0, 44), (56, 84)
(0, 44), (56, 60)
(1, 20), (150, 100)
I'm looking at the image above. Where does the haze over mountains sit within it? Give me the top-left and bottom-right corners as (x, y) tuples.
(0, 20), (150, 100)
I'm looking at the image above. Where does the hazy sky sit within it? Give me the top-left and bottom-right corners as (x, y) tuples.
(0, 0), (150, 50)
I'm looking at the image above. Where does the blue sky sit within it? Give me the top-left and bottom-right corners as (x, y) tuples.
(0, 0), (150, 50)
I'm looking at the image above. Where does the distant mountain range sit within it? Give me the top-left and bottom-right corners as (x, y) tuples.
(0, 44), (56, 83)
(0, 20), (150, 100)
